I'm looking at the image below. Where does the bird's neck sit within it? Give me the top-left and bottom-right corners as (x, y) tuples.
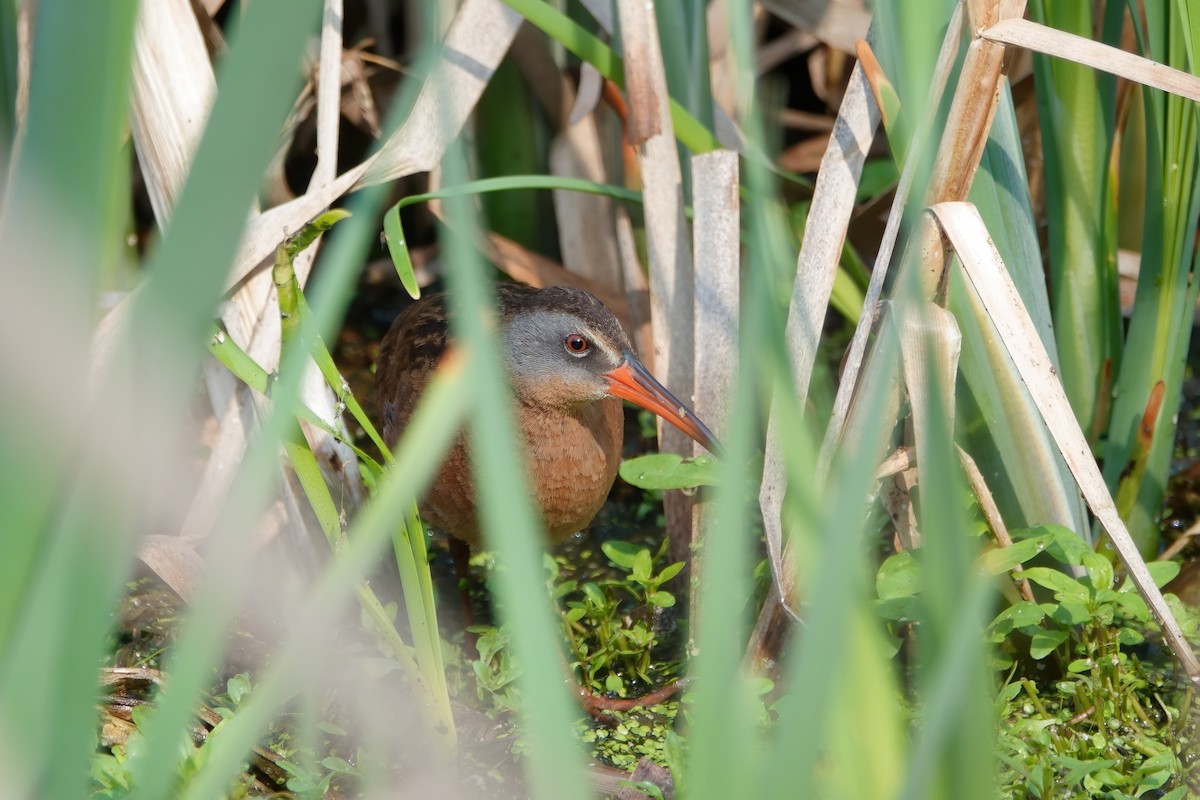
(511, 375), (606, 412)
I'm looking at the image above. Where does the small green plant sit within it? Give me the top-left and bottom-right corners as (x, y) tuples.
(92, 674), (262, 798)
(470, 622), (524, 716)
(464, 545), (687, 771)
(90, 671), (375, 799)
(553, 542), (684, 697)
(574, 703), (681, 771)
(874, 524), (1196, 799)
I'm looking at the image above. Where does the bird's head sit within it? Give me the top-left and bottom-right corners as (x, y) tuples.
(502, 287), (719, 453)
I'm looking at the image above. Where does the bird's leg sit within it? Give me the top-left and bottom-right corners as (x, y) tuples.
(448, 536), (479, 655)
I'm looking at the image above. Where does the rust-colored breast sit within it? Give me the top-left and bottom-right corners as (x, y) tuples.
(375, 290), (624, 547)
(522, 396), (623, 543)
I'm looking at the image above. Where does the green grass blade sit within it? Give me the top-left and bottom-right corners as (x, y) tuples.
(1028, 0), (1120, 438)
(0, 1), (139, 797)
(118, 2), (327, 796)
(384, 175), (645, 292)
(955, 88), (1089, 536)
(275, 217), (454, 737)
(383, 203), (421, 299)
(177, 357), (473, 800)
(1102, 1), (1200, 555)
(900, 291), (994, 800)
(0, 0), (16, 184)
(438, 140), (592, 800)
(394, 174), (645, 209)
(0, 0), (138, 655)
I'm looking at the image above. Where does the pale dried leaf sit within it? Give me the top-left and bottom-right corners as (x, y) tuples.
(897, 301), (961, 468)
(758, 61), (878, 608)
(549, 122), (623, 289)
(309, 0), (344, 192)
(981, 17), (1200, 103)
(359, 0), (522, 185)
(690, 149), (740, 448)
(129, 0), (216, 223)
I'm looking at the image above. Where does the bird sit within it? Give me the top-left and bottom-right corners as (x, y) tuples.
(375, 283), (717, 607)
(375, 283), (718, 717)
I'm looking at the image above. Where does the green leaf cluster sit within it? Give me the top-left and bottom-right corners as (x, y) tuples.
(874, 524), (1194, 798)
(553, 542), (684, 697)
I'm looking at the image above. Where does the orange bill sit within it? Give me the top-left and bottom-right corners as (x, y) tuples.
(604, 351), (720, 454)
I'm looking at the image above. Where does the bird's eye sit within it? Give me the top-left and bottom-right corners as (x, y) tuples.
(564, 333), (590, 356)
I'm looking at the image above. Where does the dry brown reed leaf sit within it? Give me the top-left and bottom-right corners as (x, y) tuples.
(484, 232), (632, 330)
(615, 206), (656, 372)
(615, 0), (697, 559)
(957, 446), (1036, 603)
(615, 0), (664, 145)
(549, 127), (624, 288)
(778, 134), (833, 173)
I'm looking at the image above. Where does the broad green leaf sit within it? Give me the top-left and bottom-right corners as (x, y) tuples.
(1057, 756), (1120, 785)
(1116, 627), (1145, 646)
(875, 551), (921, 600)
(602, 540), (641, 570)
(875, 595), (923, 623)
(619, 453), (720, 491)
(648, 591), (676, 608)
(977, 534), (1053, 575)
(1029, 629), (1070, 659)
(632, 549), (653, 583)
(1146, 560), (1181, 588)
(1049, 600), (1091, 626)
(657, 561), (685, 584)
(1020, 567), (1090, 602)
(1081, 551), (1114, 591)
(989, 601), (1046, 634)
(1110, 591), (1149, 621)
(1032, 523), (1093, 566)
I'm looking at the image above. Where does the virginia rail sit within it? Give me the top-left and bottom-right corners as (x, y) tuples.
(375, 283), (718, 613)
(376, 281), (710, 714)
